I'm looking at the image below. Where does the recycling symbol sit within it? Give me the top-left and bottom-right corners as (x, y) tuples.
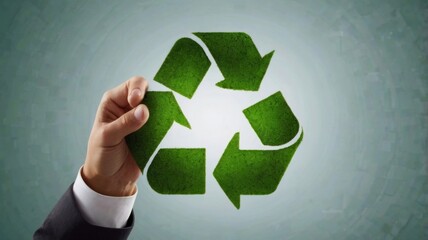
(126, 32), (303, 209)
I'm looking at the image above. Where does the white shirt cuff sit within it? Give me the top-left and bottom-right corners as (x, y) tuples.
(72, 166), (137, 228)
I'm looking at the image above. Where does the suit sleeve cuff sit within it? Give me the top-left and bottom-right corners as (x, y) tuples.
(72, 166), (137, 228)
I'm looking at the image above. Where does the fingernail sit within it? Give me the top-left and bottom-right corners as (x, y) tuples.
(130, 88), (142, 99)
(134, 105), (144, 122)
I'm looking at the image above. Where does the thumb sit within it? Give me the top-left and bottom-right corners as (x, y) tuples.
(104, 104), (149, 145)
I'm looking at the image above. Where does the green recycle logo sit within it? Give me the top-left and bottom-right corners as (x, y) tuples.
(126, 32), (303, 209)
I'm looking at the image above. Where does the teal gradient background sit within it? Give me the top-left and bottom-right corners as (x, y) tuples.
(0, 0), (427, 239)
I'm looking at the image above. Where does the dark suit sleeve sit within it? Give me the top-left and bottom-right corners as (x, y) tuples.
(33, 184), (134, 240)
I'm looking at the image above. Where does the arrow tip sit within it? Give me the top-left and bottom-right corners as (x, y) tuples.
(215, 78), (245, 90)
(214, 168), (241, 209)
(229, 192), (241, 209)
(213, 132), (242, 209)
(262, 50), (275, 66)
(214, 50), (275, 91)
(174, 111), (191, 129)
(163, 92), (191, 129)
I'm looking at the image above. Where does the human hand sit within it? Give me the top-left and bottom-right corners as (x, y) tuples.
(82, 76), (149, 196)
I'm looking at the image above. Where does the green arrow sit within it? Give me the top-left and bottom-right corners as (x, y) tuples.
(154, 38), (211, 99)
(148, 148), (205, 194)
(243, 91), (299, 146)
(214, 131), (303, 209)
(126, 91), (190, 172)
(194, 32), (274, 91)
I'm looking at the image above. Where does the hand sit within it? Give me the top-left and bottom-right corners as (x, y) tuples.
(82, 76), (149, 196)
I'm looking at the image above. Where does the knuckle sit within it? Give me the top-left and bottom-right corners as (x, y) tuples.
(121, 114), (131, 127)
(102, 91), (111, 102)
(99, 98), (108, 109)
(98, 125), (110, 142)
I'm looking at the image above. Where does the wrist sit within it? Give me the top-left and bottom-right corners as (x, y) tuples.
(82, 165), (137, 197)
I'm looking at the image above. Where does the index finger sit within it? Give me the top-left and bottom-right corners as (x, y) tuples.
(107, 76), (149, 109)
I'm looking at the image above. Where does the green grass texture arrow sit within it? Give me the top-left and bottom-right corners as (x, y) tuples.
(154, 38), (211, 99)
(148, 148), (205, 194)
(126, 91), (191, 172)
(214, 91), (302, 209)
(214, 131), (303, 209)
(194, 32), (274, 91)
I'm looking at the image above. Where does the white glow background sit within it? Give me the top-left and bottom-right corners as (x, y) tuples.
(0, 1), (427, 239)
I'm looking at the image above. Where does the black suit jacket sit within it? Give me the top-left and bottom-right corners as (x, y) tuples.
(34, 184), (134, 240)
